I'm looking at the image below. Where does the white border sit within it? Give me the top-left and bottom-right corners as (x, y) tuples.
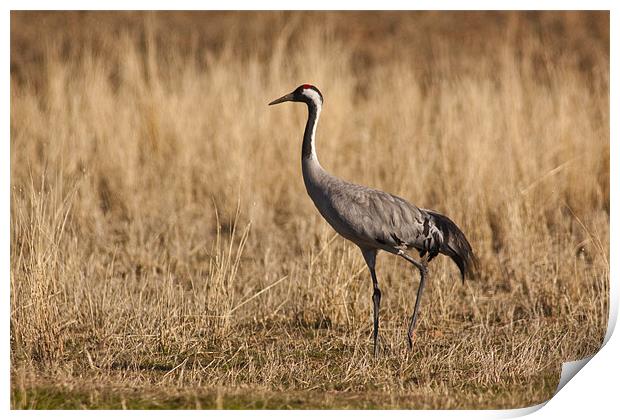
(2, 1), (618, 10)
(3, 2), (616, 419)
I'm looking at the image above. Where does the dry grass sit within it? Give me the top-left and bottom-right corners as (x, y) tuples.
(10, 11), (609, 409)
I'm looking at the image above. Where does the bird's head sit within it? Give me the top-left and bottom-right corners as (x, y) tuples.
(269, 84), (323, 107)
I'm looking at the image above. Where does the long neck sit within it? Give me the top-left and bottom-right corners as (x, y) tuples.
(301, 97), (334, 207)
(302, 100), (321, 163)
(301, 99), (328, 193)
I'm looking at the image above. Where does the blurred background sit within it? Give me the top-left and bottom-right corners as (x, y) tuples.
(11, 11), (609, 409)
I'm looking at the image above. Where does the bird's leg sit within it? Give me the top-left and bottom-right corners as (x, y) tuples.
(362, 249), (381, 357)
(398, 251), (428, 350)
(371, 269), (382, 357)
(407, 264), (427, 349)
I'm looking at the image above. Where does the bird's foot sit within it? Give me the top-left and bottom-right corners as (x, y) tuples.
(407, 331), (416, 350)
(373, 340), (393, 358)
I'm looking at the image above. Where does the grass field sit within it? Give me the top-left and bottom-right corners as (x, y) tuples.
(10, 11), (609, 409)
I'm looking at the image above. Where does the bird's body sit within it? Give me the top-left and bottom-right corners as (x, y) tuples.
(270, 84), (477, 355)
(305, 165), (469, 266)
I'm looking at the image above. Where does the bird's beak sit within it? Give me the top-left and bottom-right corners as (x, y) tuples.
(268, 92), (294, 106)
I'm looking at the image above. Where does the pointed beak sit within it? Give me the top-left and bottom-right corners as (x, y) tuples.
(268, 92), (294, 106)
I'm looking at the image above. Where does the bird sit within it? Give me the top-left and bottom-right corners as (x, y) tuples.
(269, 84), (478, 356)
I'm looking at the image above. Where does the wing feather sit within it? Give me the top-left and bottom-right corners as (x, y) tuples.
(327, 181), (426, 249)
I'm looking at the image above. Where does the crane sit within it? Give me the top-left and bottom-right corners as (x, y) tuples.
(269, 84), (478, 356)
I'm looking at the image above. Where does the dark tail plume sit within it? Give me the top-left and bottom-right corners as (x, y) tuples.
(427, 210), (478, 282)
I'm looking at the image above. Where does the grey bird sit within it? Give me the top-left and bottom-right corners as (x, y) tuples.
(269, 84), (478, 356)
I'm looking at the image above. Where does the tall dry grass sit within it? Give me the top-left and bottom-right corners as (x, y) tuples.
(11, 11), (609, 408)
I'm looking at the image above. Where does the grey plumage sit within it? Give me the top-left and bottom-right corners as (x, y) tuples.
(306, 173), (476, 279)
(269, 84), (478, 356)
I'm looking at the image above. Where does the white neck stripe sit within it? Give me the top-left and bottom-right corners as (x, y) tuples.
(303, 89), (323, 108)
(310, 105), (321, 161)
